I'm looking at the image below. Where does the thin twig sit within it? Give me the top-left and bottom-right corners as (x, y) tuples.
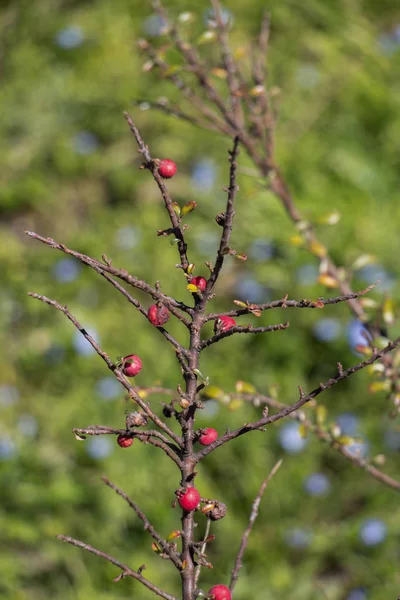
(28, 292), (183, 446)
(203, 282), (378, 322)
(194, 336), (400, 463)
(230, 459), (283, 592)
(72, 427), (182, 466)
(124, 112), (190, 272)
(193, 518), (211, 589)
(25, 230), (192, 323)
(56, 534), (178, 600)
(200, 322), (289, 350)
(101, 477), (183, 569)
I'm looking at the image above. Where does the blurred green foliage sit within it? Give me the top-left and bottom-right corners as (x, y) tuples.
(1, 1), (400, 599)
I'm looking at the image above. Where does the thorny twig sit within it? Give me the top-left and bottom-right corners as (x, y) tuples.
(230, 459), (283, 592)
(101, 477), (183, 569)
(56, 535), (179, 600)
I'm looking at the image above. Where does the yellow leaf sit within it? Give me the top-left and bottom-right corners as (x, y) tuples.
(187, 284), (199, 293)
(368, 381), (391, 394)
(211, 67), (228, 79)
(299, 423), (308, 439)
(382, 298), (395, 326)
(318, 274), (338, 288)
(197, 30), (216, 44)
(202, 386), (224, 400)
(310, 240), (327, 258)
(235, 380), (256, 394)
(228, 398), (243, 411)
(316, 405), (327, 425)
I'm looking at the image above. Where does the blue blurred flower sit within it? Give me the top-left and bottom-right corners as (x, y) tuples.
(249, 238), (276, 262)
(304, 473), (331, 496)
(55, 26), (85, 49)
(346, 439), (369, 459)
(313, 318), (341, 342)
(203, 7), (233, 28)
(53, 258), (81, 283)
(336, 412), (360, 436)
(115, 226), (141, 250)
(347, 320), (372, 354)
(191, 159), (217, 193)
(72, 131), (99, 155)
(143, 14), (168, 36)
(73, 327), (99, 356)
(86, 437), (113, 460)
(284, 527), (312, 549)
(201, 400), (220, 418)
(346, 588), (367, 600)
(296, 263), (318, 286)
(0, 384), (19, 406)
(18, 414), (38, 438)
(359, 518), (387, 546)
(279, 422), (308, 454)
(96, 377), (121, 401)
(358, 264), (395, 292)
(235, 276), (268, 303)
(0, 436), (16, 461)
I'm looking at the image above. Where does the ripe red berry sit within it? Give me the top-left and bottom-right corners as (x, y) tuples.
(117, 434), (133, 448)
(214, 315), (236, 333)
(189, 276), (207, 292)
(198, 428), (218, 446)
(148, 304), (170, 326)
(122, 354), (142, 377)
(158, 159), (177, 179)
(177, 487), (201, 512)
(208, 584), (231, 600)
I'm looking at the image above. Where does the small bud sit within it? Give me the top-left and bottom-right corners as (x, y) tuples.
(206, 501), (227, 521)
(318, 273), (338, 288)
(215, 212), (226, 227)
(179, 397), (191, 409)
(172, 202), (181, 217)
(167, 530), (181, 541)
(187, 263), (196, 275)
(126, 411), (148, 429)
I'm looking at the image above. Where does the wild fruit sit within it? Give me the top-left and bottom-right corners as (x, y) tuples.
(148, 303), (170, 326)
(158, 159), (177, 179)
(188, 276), (207, 292)
(208, 584), (231, 600)
(198, 428), (218, 446)
(122, 355), (142, 377)
(177, 487), (201, 512)
(214, 316), (236, 333)
(117, 434), (133, 448)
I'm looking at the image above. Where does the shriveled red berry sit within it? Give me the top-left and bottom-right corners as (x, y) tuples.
(122, 354), (142, 377)
(148, 304), (170, 326)
(189, 276), (207, 292)
(158, 159), (177, 179)
(117, 434), (133, 448)
(208, 584), (231, 600)
(177, 487), (201, 512)
(198, 428), (218, 446)
(214, 315), (236, 333)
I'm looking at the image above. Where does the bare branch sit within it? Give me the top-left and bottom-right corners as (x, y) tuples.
(25, 230), (192, 323)
(202, 136), (240, 301)
(194, 337), (400, 463)
(124, 112), (190, 272)
(200, 322), (289, 350)
(56, 535), (178, 600)
(230, 459), (283, 592)
(102, 477), (183, 569)
(28, 292), (182, 446)
(204, 282), (378, 322)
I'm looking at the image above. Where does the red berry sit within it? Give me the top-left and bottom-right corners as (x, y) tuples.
(208, 585), (231, 600)
(122, 354), (142, 377)
(177, 487), (201, 512)
(214, 315), (236, 333)
(117, 434), (133, 448)
(198, 428), (218, 446)
(148, 304), (170, 326)
(158, 159), (177, 179)
(189, 276), (207, 292)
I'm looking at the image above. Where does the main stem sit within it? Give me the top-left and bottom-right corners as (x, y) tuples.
(180, 309), (203, 600)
